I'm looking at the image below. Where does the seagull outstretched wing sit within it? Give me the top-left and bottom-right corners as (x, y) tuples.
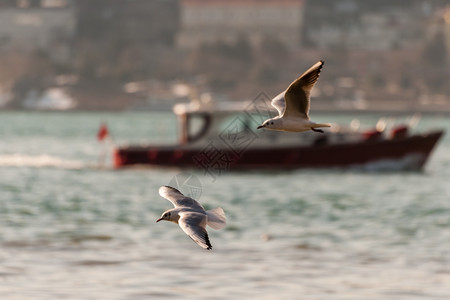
(283, 60), (324, 119)
(159, 186), (204, 210)
(178, 211), (212, 250)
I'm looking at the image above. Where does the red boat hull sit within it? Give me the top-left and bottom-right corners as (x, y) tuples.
(113, 130), (443, 171)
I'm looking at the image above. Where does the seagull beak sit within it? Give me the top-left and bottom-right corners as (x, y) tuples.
(156, 218), (162, 223)
(257, 125), (264, 129)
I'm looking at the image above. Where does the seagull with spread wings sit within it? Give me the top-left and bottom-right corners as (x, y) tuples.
(156, 186), (226, 250)
(257, 60), (331, 133)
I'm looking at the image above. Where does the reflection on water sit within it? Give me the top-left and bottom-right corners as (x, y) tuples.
(0, 111), (449, 299)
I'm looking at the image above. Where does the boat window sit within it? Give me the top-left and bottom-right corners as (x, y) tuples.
(186, 113), (212, 143)
(189, 114), (206, 136)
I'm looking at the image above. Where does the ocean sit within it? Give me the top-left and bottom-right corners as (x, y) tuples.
(1, 111), (450, 299)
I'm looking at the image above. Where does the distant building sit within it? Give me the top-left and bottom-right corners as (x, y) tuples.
(429, 4), (450, 61)
(76, 0), (179, 46)
(303, 0), (434, 51)
(0, 0), (76, 62)
(177, 0), (304, 49)
(443, 7), (450, 58)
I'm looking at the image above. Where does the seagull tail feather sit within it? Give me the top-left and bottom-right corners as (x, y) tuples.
(206, 207), (227, 230)
(312, 123), (331, 128)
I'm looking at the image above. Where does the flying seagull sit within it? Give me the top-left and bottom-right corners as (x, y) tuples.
(156, 186), (226, 250)
(257, 60), (331, 133)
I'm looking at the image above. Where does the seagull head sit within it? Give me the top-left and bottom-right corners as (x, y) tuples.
(257, 118), (279, 130)
(156, 209), (179, 224)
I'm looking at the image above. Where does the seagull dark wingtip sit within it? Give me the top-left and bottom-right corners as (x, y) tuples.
(204, 233), (213, 250)
(318, 60), (324, 72)
(161, 185), (182, 194)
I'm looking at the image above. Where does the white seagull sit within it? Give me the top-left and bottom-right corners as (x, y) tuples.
(156, 186), (226, 250)
(257, 60), (331, 133)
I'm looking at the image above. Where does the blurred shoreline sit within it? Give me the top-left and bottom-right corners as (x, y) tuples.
(1, 1), (450, 114)
(2, 98), (450, 115)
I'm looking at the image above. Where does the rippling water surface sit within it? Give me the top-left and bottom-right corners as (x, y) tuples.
(1, 111), (450, 299)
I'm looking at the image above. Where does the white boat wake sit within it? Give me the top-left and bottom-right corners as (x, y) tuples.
(351, 153), (426, 172)
(0, 154), (94, 170)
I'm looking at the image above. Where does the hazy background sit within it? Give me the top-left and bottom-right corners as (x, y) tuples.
(0, 0), (450, 112)
(2, 1), (450, 300)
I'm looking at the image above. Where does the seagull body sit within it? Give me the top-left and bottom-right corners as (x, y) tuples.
(257, 60), (331, 133)
(156, 186), (226, 250)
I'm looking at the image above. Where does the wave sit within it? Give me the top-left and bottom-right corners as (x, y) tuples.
(0, 154), (95, 170)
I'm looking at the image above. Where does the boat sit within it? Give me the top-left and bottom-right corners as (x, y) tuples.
(113, 98), (444, 174)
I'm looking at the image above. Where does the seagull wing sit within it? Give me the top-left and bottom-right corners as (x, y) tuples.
(283, 60), (324, 119)
(271, 91), (286, 116)
(179, 211), (212, 250)
(159, 186), (204, 210)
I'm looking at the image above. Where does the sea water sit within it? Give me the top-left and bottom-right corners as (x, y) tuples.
(0, 111), (450, 299)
